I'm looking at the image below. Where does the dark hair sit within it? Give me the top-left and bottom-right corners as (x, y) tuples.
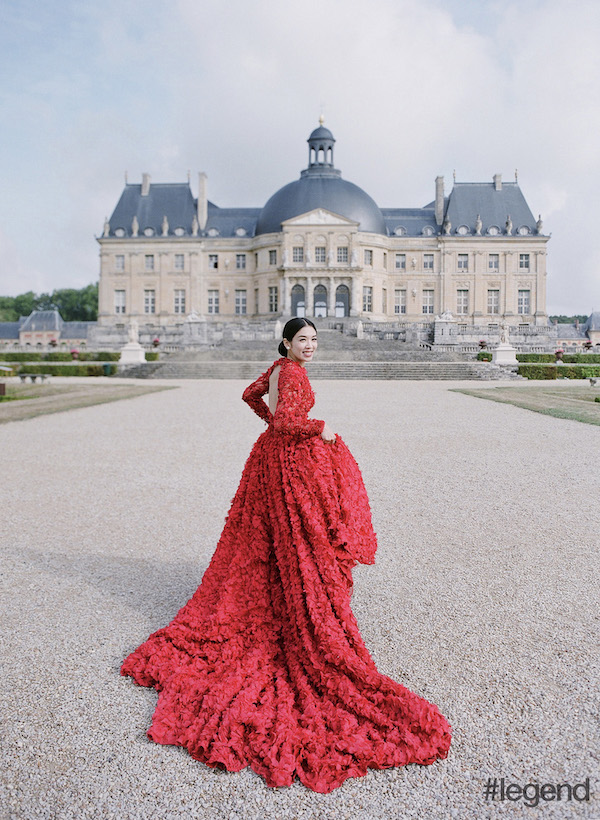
(278, 318), (317, 357)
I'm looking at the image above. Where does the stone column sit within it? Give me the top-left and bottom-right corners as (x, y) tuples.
(503, 251), (516, 316)
(328, 276), (336, 315)
(350, 276), (361, 317)
(306, 277), (314, 317)
(281, 275), (289, 315)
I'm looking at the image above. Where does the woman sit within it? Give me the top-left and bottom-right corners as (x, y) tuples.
(121, 318), (451, 793)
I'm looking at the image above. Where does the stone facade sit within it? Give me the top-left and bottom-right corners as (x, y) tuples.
(97, 123), (550, 344)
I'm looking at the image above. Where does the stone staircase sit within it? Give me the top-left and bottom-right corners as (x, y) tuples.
(117, 360), (492, 380)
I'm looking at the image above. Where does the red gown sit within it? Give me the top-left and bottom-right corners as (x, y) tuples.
(121, 356), (451, 793)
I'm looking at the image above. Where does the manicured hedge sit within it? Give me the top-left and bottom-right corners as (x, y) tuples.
(518, 363), (600, 380)
(476, 351), (493, 361)
(556, 365), (600, 379)
(145, 351), (159, 361)
(517, 353), (600, 363)
(517, 364), (557, 379)
(18, 364), (117, 376)
(0, 352), (43, 361)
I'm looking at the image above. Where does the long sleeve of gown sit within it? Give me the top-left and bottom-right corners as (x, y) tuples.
(242, 370), (273, 424)
(272, 364), (325, 439)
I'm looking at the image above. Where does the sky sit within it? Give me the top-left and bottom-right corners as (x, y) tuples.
(0, 0), (599, 314)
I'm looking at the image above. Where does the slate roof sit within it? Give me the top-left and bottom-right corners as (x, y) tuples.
(556, 324), (588, 340)
(381, 207), (438, 237)
(583, 311), (600, 332)
(0, 322), (20, 340)
(62, 322), (93, 339)
(443, 182), (538, 235)
(108, 183), (198, 237)
(20, 310), (63, 332)
(205, 205), (261, 238)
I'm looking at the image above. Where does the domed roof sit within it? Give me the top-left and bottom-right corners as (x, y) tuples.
(255, 123), (387, 236)
(308, 124), (335, 142)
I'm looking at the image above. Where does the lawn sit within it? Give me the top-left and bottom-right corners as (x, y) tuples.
(0, 381), (175, 423)
(452, 382), (600, 426)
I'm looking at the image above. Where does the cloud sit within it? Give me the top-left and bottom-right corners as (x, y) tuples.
(0, 0), (599, 312)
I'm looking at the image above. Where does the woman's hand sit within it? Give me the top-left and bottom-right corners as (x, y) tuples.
(321, 422), (336, 442)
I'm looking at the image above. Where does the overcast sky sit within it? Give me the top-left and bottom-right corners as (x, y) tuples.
(1, 0), (599, 314)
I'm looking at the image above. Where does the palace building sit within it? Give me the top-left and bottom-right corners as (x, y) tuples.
(97, 121), (549, 337)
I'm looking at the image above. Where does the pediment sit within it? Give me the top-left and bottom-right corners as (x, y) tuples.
(282, 209), (358, 228)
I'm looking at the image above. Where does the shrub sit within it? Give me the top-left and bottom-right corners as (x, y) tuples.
(556, 365), (600, 379)
(18, 364), (117, 377)
(516, 353), (555, 363)
(145, 351), (159, 361)
(0, 352), (43, 362)
(517, 364), (557, 380)
(476, 351), (493, 361)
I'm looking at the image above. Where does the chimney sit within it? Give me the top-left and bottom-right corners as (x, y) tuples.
(197, 172), (208, 231)
(575, 318), (579, 329)
(493, 173), (502, 191)
(141, 173), (151, 196)
(435, 176), (444, 226)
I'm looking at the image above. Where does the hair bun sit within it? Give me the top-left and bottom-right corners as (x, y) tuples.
(277, 341), (287, 357)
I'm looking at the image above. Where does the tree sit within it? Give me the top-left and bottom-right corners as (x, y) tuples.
(0, 283), (99, 323)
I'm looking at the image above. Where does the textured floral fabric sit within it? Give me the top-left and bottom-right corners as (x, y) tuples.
(121, 356), (451, 793)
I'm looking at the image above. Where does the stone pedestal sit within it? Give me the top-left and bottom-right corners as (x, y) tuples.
(183, 312), (208, 347)
(492, 343), (518, 365)
(119, 342), (146, 365)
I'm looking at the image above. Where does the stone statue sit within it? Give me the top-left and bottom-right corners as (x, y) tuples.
(536, 214), (543, 234)
(103, 218), (110, 237)
(438, 310), (455, 321)
(475, 214), (482, 235)
(500, 321), (510, 344)
(505, 214), (513, 235)
(162, 215), (169, 236)
(131, 215), (139, 237)
(411, 257), (417, 269)
(443, 219), (451, 235)
(127, 319), (139, 344)
(191, 215), (199, 237)
(351, 248), (358, 267)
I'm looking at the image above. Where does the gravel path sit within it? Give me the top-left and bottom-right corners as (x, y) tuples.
(1, 377), (599, 820)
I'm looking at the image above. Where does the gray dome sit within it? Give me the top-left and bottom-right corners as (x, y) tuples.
(256, 175), (387, 235)
(308, 125), (334, 141)
(256, 123), (387, 236)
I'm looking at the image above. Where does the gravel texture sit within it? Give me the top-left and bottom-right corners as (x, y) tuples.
(1, 376), (599, 820)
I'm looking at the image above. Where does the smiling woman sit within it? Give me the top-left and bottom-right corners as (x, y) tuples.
(121, 317), (451, 793)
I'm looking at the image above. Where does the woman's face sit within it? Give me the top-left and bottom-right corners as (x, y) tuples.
(284, 326), (318, 365)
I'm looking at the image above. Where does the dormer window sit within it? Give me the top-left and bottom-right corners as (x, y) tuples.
(144, 227), (155, 237)
(174, 227), (185, 237)
(487, 225), (501, 236)
(114, 228), (126, 237)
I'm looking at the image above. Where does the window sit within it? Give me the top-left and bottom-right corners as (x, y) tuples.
(394, 289), (406, 314)
(362, 286), (373, 312)
(144, 254), (155, 271)
(254, 287), (259, 314)
(236, 253), (246, 270)
(208, 254), (218, 269)
(518, 289), (530, 315)
(174, 254), (184, 271)
(487, 289), (500, 315)
(292, 246), (304, 263)
(422, 289), (434, 314)
(115, 254), (125, 272)
(254, 253), (258, 268)
(208, 289), (219, 314)
(382, 288), (387, 313)
(424, 253), (434, 270)
(488, 253), (499, 271)
(457, 254), (468, 271)
(114, 290), (126, 314)
(519, 253), (530, 270)
(235, 289), (247, 315)
(269, 250), (277, 266)
(315, 246), (326, 263)
(456, 289), (469, 315)
(383, 252), (387, 267)
(337, 246), (348, 263)
(395, 253), (406, 270)
(144, 289), (155, 314)
(364, 249), (373, 266)
(174, 289), (186, 314)
(269, 286), (278, 313)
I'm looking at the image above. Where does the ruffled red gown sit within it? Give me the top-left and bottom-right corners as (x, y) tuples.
(121, 356), (451, 793)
